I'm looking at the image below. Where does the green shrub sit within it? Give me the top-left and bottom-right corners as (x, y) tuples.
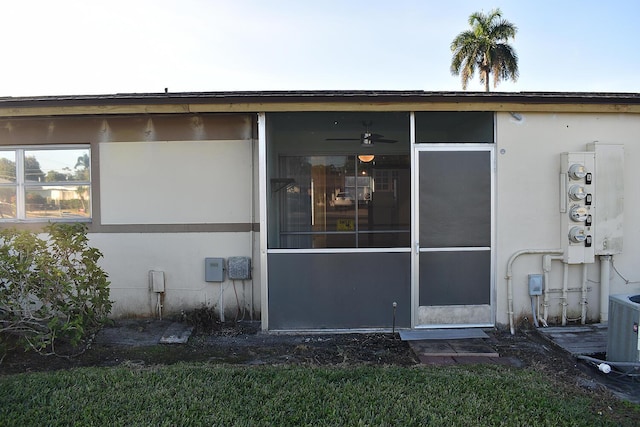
(0, 223), (112, 359)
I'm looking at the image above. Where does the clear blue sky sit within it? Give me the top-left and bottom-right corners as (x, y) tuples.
(2, 0), (638, 97)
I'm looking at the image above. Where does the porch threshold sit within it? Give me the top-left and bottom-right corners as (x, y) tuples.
(400, 329), (489, 341)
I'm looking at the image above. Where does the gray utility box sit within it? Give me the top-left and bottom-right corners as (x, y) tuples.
(205, 258), (225, 282)
(228, 256), (251, 280)
(607, 294), (640, 364)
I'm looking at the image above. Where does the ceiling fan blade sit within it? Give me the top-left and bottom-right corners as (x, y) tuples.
(325, 138), (360, 141)
(369, 134), (397, 143)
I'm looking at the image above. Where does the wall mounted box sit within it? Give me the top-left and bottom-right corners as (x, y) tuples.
(586, 143), (624, 255)
(205, 257), (225, 282)
(228, 256), (251, 280)
(528, 274), (543, 296)
(149, 270), (166, 292)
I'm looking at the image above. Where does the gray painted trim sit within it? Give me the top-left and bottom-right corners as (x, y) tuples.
(0, 222), (259, 233)
(88, 223), (259, 233)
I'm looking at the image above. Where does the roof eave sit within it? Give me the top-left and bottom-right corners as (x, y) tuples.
(0, 90), (638, 117)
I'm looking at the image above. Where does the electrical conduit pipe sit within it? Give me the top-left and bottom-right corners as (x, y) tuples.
(562, 260), (569, 326)
(600, 255), (611, 322)
(581, 263), (588, 324)
(542, 255), (564, 325)
(507, 249), (563, 335)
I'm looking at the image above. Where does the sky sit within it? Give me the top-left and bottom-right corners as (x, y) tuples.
(1, 0), (638, 97)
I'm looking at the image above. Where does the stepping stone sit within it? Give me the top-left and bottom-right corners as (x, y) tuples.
(160, 322), (194, 344)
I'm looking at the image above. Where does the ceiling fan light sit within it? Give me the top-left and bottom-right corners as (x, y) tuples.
(358, 154), (375, 163)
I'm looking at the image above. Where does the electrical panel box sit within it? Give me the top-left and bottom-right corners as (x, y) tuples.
(227, 256), (251, 280)
(205, 257), (225, 282)
(528, 274), (543, 296)
(149, 270), (165, 293)
(560, 152), (596, 264)
(586, 143), (624, 255)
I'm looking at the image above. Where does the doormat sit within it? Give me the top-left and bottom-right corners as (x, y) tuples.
(399, 329), (489, 341)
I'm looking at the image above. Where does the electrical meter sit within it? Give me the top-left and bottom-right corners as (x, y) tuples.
(568, 163), (587, 180)
(568, 185), (587, 201)
(569, 205), (589, 222)
(568, 226), (587, 243)
(561, 152), (596, 264)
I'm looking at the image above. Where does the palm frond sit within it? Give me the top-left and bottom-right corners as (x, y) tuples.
(490, 20), (517, 41)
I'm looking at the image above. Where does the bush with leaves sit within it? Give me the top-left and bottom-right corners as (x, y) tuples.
(0, 223), (112, 360)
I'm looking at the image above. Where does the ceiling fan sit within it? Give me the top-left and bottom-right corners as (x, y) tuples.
(326, 121), (397, 146)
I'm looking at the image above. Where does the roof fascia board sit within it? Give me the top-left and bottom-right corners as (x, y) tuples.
(0, 101), (638, 118)
(0, 91), (639, 117)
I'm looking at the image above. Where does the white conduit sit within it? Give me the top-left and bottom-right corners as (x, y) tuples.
(506, 249), (563, 335)
(581, 263), (588, 324)
(562, 261), (569, 326)
(542, 255), (564, 325)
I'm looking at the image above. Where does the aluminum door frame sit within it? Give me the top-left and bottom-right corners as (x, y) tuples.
(412, 143), (495, 328)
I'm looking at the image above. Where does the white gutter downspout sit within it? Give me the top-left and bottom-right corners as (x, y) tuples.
(507, 249), (563, 335)
(599, 255), (612, 322)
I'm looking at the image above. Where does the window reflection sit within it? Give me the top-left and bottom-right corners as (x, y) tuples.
(0, 147), (91, 221)
(0, 151), (17, 218)
(275, 155), (410, 249)
(25, 186), (90, 219)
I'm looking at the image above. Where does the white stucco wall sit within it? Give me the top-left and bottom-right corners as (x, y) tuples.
(94, 138), (260, 319)
(495, 112), (640, 326)
(99, 140), (253, 224)
(90, 232), (259, 319)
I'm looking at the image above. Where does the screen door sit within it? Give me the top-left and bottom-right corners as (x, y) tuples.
(415, 146), (493, 327)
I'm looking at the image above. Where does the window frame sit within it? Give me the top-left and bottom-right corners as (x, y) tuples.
(0, 145), (92, 223)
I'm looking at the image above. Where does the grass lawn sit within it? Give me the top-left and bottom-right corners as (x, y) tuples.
(1, 363), (638, 426)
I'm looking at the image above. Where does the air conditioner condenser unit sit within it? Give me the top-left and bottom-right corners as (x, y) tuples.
(607, 294), (640, 366)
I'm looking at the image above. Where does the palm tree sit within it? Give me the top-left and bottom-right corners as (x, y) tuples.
(450, 8), (518, 91)
(74, 153), (90, 214)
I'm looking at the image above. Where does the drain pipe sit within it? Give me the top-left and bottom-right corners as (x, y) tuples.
(507, 249), (563, 335)
(599, 255), (612, 322)
(577, 355), (640, 374)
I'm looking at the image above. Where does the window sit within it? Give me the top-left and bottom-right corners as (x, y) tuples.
(0, 147), (91, 221)
(415, 112), (494, 143)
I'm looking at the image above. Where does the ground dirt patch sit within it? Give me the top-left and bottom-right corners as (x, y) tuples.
(1, 318), (638, 408)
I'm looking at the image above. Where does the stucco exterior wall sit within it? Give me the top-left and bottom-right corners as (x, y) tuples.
(89, 232), (259, 319)
(93, 129), (260, 319)
(495, 112), (640, 326)
(99, 140), (253, 224)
